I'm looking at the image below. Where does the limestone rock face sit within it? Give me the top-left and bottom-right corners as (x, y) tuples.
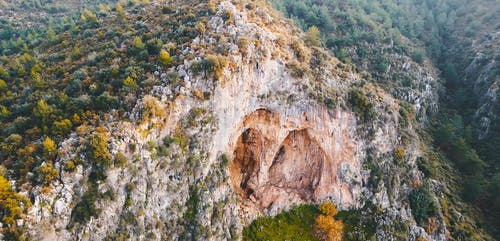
(22, 1), (444, 241)
(229, 108), (361, 216)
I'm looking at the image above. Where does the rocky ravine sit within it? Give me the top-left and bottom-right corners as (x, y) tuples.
(23, 1), (442, 240)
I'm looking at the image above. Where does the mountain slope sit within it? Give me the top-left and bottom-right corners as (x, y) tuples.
(268, 0), (499, 239)
(0, 0), (496, 240)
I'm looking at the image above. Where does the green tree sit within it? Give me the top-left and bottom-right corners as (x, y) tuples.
(409, 182), (438, 226)
(146, 38), (163, 55)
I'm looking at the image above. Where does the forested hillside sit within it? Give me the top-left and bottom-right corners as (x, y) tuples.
(0, 0), (498, 240)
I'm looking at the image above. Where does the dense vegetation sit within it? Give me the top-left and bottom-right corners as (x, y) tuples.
(243, 202), (344, 241)
(270, 0), (499, 239)
(0, 0), (219, 238)
(243, 205), (320, 241)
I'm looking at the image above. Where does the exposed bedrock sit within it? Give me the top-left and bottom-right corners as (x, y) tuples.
(228, 108), (362, 215)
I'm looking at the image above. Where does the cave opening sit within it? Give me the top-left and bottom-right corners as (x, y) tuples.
(268, 129), (325, 201)
(230, 128), (264, 198)
(230, 126), (330, 208)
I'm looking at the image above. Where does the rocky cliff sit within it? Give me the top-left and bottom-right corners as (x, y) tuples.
(14, 1), (443, 240)
(6, 0), (498, 240)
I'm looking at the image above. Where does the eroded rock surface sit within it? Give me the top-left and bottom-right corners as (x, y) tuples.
(228, 107), (361, 218)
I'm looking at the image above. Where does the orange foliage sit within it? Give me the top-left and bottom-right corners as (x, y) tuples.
(316, 201), (344, 241)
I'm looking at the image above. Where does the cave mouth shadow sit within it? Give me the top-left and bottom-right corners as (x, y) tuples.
(230, 127), (328, 208)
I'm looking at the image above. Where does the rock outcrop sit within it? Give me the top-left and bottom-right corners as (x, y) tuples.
(21, 1), (442, 240)
(229, 108), (360, 215)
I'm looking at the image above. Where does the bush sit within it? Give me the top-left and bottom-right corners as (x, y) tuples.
(140, 95), (166, 123)
(71, 187), (101, 225)
(64, 158), (82, 172)
(286, 60), (307, 78)
(412, 50), (425, 64)
(0, 79), (7, 91)
(0, 175), (30, 227)
(146, 38), (163, 55)
(409, 181), (439, 226)
(36, 163), (59, 186)
(43, 136), (58, 159)
(222, 10), (234, 24)
(394, 147), (406, 162)
(191, 55), (227, 80)
(128, 36), (145, 55)
(305, 26), (321, 46)
(52, 119), (73, 136)
(159, 49), (172, 66)
(114, 152), (128, 168)
(348, 88), (374, 121)
(87, 132), (112, 169)
(123, 76), (138, 91)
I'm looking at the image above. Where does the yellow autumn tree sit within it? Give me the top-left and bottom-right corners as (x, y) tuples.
(0, 176), (30, 227)
(159, 49), (172, 66)
(37, 163), (59, 186)
(43, 136), (57, 159)
(316, 201), (344, 241)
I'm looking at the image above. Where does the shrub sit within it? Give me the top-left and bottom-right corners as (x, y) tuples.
(412, 50), (425, 64)
(146, 38), (163, 55)
(191, 55), (227, 80)
(129, 36), (145, 55)
(43, 136), (58, 159)
(36, 163), (59, 186)
(305, 26), (321, 46)
(81, 9), (98, 27)
(222, 10), (234, 24)
(409, 181), (439, 226)
(33, 99), (54, 124)
(319, 201), (338, 216)
(140, 95), (166, 123)
(123, 76), (138, 91)
(394, 147), (406, 161)
(64, 158), (82, 172)
(161, 5), (174, 14)
(238, 37), (250, 56)
(159, 49), (172, 66)
(52, 119), (73, 136)
(87, 132), (112, 169)
(0, 175), (30, 227)
(348, 88), (374, 121)
(71, 187), (101, 225)
(0, 79), (7, 91)
(114, 152), (128, 168)
(286, 60), (307, 78)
